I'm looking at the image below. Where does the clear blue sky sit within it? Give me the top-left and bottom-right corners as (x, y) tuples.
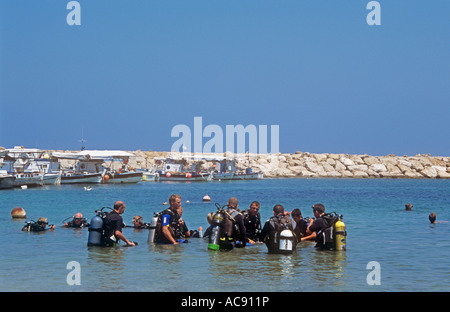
(1, 1), (449, 156)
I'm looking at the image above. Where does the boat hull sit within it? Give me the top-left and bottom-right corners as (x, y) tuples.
(42, 173), (62, 185)
(0, 176), (15, 189)
(61, 173), (103, 184)
(142, 172), (159, 181)
(103, 172), (143, 184)
(158, 172), (212, 182)
(212, 172), (235, 180)
(13, 174), (43, 187)
(232, 172), (264, 180)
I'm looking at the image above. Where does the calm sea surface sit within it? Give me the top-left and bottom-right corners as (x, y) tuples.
(1, 178), (449, 292)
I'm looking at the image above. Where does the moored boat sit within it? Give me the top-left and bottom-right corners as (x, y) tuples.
(155, 157), (212, 182)
(0, 171), (15, 189)
(103, 170), (143, 184)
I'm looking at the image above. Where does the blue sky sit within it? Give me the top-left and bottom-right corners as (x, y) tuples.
(1, 0), (449, 156)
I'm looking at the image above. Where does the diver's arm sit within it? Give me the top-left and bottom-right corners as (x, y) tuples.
(115, 230), (135, 246)
(162, 225), (179, 244)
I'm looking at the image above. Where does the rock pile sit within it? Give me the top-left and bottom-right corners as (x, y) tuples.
(33, 149), (450, 179)
(126, 150), (450, 179)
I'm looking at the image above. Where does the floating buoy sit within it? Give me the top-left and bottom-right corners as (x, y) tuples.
(203, 195), (211, 202)
(11, 207), (26, 219)
(186, 200), (190, 203)
(162, 202), (168, 205)
(186, 173), (192, 178)
(166, 172), (171, 177)
(103, 175), (110, 183)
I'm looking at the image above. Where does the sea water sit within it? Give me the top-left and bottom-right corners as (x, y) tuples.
(1, 178), (449, 292)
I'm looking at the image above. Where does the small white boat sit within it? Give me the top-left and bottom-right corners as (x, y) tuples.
(155, 157), (213, 182)
(142, 171), (159, 181)
(232, 171), (264, 180)
(0, 171), (15, 189)
(212, 172), (234, 180)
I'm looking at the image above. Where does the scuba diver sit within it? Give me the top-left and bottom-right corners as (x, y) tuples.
(175, 206), (200, 238)
(207, 198), (247, 251)
(63, 213), (90, 228)
(223, 197), (247, 248)
(131, 215), (151, 229)
(22, 217), (55, 232)
(301, 203), (347, 251)
(102, 201), (135, 247)
(241, 201), (262, 243)
(154, 194), (187, 244)
(261, 204), (298, 254)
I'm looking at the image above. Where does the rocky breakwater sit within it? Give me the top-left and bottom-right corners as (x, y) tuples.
(127, 150), (450, 179)
(27, 149), (450, 179)
(248, 152), (450, 179)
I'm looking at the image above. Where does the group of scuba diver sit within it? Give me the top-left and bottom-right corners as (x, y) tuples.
(21, 194), (347, 254)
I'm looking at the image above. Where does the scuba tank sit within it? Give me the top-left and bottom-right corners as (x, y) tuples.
(208, 208), (225, 251)
(279, 229), (295, 254)
(334, 216), (346, 251)
(87, 207), (111, 247)
(316, 212), (346, 251)
(147, 212), (159, 243)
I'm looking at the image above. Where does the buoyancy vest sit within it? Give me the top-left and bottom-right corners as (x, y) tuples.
(222, 207), (242, 239)
(316, 213), (341, 250)
(155, 208), (180, 243)
(264, 215), (297, 254)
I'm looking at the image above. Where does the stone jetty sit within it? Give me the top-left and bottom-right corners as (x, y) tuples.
(3, 147), (450, 179)
(119, 150), (450, 179)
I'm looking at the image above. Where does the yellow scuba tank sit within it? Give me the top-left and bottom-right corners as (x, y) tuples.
(334, 218), (346, 251)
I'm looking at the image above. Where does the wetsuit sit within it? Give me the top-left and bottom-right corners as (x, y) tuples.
(102, 210), (124, 246)
(242, 211), (262, 241)
(261, 214), (297, 254)
(156, 208), (181, 244)
(22, 222), (47, 232)
(66, 219), (90, 228)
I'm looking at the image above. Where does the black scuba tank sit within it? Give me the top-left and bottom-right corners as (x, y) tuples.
(87, 207), (111, 247)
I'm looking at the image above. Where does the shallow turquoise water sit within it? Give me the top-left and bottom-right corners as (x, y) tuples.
(1, 178), (449, 292)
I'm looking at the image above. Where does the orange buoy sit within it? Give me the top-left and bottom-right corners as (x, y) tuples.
(186, 173), (192, 178)
(103, 174), (110, 183)
(11, 207), (26, 219)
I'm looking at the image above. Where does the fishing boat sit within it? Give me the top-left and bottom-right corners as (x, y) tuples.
(51, 151), (105, 184)
(155, 157), (212, 182)
(74, 150), (142, 184)
(0, 170), (15, 189)
(138, 166), (160, 182)
(232, 169), (264, 180)
(0, 147), (44, 187)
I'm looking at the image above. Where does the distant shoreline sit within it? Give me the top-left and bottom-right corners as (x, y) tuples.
(39, 149), (450, 179)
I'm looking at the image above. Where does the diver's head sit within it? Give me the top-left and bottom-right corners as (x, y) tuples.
(273, 204), (285, 216)
(312, 203), (325, 217)
(37, 217), (48, 228)
(227, 197), (239, 210)
(73, 212), (83, 224)
(429, 212), (436, 224)
(249, 201), (260, 216)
